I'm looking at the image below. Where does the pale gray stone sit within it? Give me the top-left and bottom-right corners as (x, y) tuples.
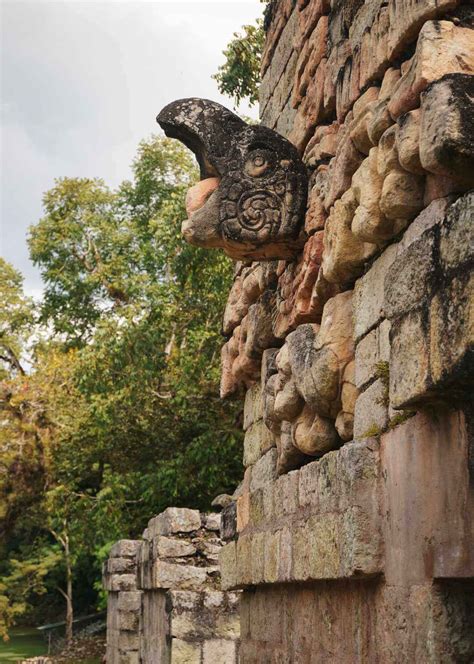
(203, 512), (221, 532)
(202, 638), (237, 663)
(355, 319), (391, 389)
(106, 557), (136, 575)
(104, 574), (137, 593)
(154, 536), (196, 558)
(243, 419), (275, 467)
(148, 508), (201, 537)
(152, 561), (209, 591)
(169, 590), (201, 611)
(243, 383), (264, 431)
(250, 448), (278, 492)
(117, 591), (142, 612)
(353, 244), (398, 342)
(110, 540), (140, 559)
(353, 379), (389, 439)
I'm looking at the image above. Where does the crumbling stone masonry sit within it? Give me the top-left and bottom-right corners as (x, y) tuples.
(155, 0), (474, 661)
(104, 508), (240, 663)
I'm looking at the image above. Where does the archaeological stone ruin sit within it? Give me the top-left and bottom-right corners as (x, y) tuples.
(103, 508), (240, 663)
(105, 0), (473, 661)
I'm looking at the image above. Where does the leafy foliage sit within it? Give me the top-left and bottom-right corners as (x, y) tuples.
(0, 259), (34, 377)
(1, 136), (243, 636)
(213, 20), (265, 107)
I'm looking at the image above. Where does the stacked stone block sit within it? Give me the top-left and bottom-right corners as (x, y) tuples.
(104, 508), (240, 663)
(103, 539), (142, 664)
(214, 0), (473, 660)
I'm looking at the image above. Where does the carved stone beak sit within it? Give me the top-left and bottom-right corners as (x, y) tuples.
(157, 97), (308, 261)
(157, 98), (245, 180)
(157, 98), (247, 249)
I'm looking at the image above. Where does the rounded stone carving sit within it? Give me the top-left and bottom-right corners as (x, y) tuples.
(157, 98), (308, 261)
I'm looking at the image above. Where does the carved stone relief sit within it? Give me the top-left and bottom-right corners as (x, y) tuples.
(157, 98), (308, 260)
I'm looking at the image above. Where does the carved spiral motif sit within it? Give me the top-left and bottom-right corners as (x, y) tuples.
(237, 190), (281, 233)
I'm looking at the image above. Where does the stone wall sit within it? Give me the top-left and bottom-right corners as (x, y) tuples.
(104, 539), (142, 664)
(104, 508), (240, 663)
(216, 0), (473, 661)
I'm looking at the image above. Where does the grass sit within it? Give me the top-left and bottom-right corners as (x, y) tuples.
(0, 626), (47, 662)
(0, 628), (102, 664)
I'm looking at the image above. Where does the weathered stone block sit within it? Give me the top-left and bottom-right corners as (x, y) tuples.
(439, 191), (474, 271)
(264, 529), (280, 584)
(355, 319), (391, 390)
(322, 189), (377, 286)
(249, 448), (278, 492)
(294, 513), (341, 580)
(171, 638), (201, 664)
(316, 450), (339, 514)
(236, 492), (250, 533)
(429, 273), (473, 390)
(151, 561), (209, 591)
(106, 557), (136, 574)
(148, 508), (201, 537)
(236, 535), (253, 587)
(353, 379), (388, 439)
(419, 74), (474, 180)
(298, 460), (319, 509)
(243, 383), (263, 431)
(202, 639), (236, 664)
(219, 542), (237, 591)
(117, 631), (139, 651)
(104, 574), (137, 593)
(379, 169), (424, 222)
(353, 244), (398, 341)
(251, 531), (266, 584)
(203, 512), (220, 532)
(117, 610), (139, 632)
(154, 536), (196, 559)
(243, 420), (275, 467)
(259, 9), (299, 114)
(169, 590), (200, 611)
(381, 410), (474, 583)
(388, 20), (474, 119)
(220, 501), (237, 542)
(396, 109), (423, 174)
(339, 505), (383, 577)
(389, 308), (431, 409)
(278, 527), (293, 582)
(383, 229), (436, 320)
(324, 132), (364, 210)
(274, 470), (299, 517)
(117, 591), (142, 613)
(387, 0), (459, 59)
(202, 590), (224, 609)
(110, 540), (140, 559)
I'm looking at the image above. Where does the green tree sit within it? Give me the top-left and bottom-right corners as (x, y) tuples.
(0, 259), (34, 377)
(0, 136), (243, 639)
(213, 20), (265, 107)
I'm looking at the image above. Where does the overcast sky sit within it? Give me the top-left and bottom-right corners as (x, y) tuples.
(0, 0), (262, 296)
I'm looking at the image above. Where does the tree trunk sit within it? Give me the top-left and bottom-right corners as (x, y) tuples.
(64, 535), (73, 645)
(52, 525), (74, 646)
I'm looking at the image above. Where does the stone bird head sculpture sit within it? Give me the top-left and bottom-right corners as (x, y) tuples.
(157, 98), (308, 261)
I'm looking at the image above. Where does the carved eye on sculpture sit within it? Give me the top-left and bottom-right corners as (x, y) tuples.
(244, 149), (275, 178)
(157, 98), (308, 260)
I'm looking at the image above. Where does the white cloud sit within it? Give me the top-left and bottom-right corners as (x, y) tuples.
(1, 0), (263, 291)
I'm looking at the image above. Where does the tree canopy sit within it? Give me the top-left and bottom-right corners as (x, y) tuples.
(0, 136), (243, 638)
(213, 20), (265, 108)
